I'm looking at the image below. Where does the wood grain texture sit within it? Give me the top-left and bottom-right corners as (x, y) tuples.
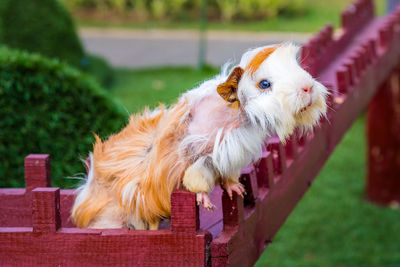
(367, 66), (400, 204)
(0, 229), (211, 266)
(171, 190), (199, 233)
(267, 137), (286, 177)
(210, 2), (400, 265)
(254, 151), (273, 190)
(32, 188), (61, 232)
(1, 2), (400, 266)
(24, 154), (51, 192)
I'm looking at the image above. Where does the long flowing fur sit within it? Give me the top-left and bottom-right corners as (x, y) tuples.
(71, 43), (327, 229)
(72, 100), (190, 229)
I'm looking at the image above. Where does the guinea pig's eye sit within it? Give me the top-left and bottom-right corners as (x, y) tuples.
(258, 79), (271, 90)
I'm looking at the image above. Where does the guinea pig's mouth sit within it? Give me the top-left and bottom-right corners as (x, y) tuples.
(299, 99), (313, 113)
(298, 97), (314, 113)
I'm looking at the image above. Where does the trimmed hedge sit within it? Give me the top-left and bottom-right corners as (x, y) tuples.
(0, 47), (126, 188)
(0, 0), (84, 66)
(0, 0), (114, 88)
(84, 54), (115, 88)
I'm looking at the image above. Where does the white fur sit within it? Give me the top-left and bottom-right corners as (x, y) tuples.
(181, 43), (327, 184)
(121, 180), (139, 208)
(183, 156), (215, 193)
(73, 43), (327, 229)
(71, 153), (95, 219)
(127, 191), (147, 229)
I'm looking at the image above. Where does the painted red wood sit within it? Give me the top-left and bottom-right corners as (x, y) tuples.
(24, 154), (51, 192)
(60, 189), (76, 227)
(221, 190), (244, 229)
(1, 1), (400, 266)
(367, 66), (400, 204)
(32, 188), (61, 232)
(211, 126), (330, 266)
(171, 190), (199, 233)
(254, 151), (273, 190)
(336, 67), (349, 94)
(0, 189), (30, 227)
(209, 1), (400, 265)
(240, 165), (258, 206)
(0, 155), (75, 228)
(0, 228), (211, 266)
(1, 159), (211, 266)
(0, 189), (78, 228)
(284, 134), (298, 162)
(266, 137), (286, 177)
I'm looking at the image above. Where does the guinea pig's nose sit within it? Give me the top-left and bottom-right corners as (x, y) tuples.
(301, 86), (313, 94)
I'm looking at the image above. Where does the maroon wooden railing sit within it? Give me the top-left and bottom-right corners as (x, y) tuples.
(0, 154), (212, 265)
(1, 1), (400, 266)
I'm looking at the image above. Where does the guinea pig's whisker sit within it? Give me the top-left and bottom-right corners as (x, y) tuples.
(70, 42), (328, 230)
(327, 105), (336, 112)
(66, 173), (87, 181)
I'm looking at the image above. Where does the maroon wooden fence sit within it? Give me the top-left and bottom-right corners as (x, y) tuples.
(1, 0), (400, 266)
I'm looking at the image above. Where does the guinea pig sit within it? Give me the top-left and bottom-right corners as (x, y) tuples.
(71, 43), (327, 230)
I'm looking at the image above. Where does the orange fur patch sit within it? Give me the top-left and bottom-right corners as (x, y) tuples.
(245, 46), (278, 75)
(72, 100), (190, 228)
(72, 190), (111, 228)
(217, 66), (243, 104)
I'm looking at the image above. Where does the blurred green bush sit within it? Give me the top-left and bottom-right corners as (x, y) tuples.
(83, 54), (116, 88)
(0, 0), (114, 87)
(0, 0), (84, 66)
(61, 0), (306, 22)
(0, 46), (126, 188)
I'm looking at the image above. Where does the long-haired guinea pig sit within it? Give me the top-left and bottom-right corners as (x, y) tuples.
(71, 43), (327, 230)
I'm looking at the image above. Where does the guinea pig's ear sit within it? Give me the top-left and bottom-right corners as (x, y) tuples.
(217, 67), (244, 103)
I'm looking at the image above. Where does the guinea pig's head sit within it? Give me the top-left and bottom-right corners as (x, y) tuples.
(217, 43), (327, 141)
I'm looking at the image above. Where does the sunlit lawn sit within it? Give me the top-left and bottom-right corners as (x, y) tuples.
(110, 67), (400, 266)
(256, 116), (400, 267)
(110, 66), (218, 113)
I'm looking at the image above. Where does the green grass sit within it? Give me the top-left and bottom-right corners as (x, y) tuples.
(75, 0), (386, 32)
(110, 67), (400, 266)
(256, 116), (400, 266)
(110, 66), (218, 113)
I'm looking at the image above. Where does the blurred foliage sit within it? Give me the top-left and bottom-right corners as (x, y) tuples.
(0, 0), (84, 66)
(61, 0), (306, 22)
(0, 47), (126, 188)
(64, 0), (386, 32)
(0, 0), (114, 88)
(84, 54), (116, 88)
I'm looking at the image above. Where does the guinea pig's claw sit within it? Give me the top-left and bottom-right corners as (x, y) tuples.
(225, 182), (246, 200)
(206, 203), (216, 211)
(196, 192), (215, 211)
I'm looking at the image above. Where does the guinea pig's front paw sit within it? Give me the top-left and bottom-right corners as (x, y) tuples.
(222, 181), (246, 200)
(196, 192), (215, 211)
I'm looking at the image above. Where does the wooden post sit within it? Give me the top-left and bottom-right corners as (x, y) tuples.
(24, 154), (51, 193)
(171, 190), (199, 233)
(32, 188), (61, 232)
(254, 150), (274, 190)
(221, 191), (244, 230)
(336, 67), (349, 95)
(285, 134), (298, 161)
(367, 67), (400, 205)
(267, 137), (287, 177)
(240, 165), (258, 207)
